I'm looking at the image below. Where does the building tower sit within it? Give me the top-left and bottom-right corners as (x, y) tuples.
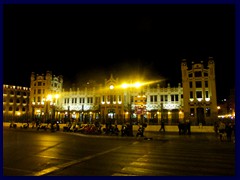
(181, 57), (218, 125)
(29, 71), (63, 122)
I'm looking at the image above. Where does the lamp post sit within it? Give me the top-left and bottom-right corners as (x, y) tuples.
(46, 94), (59, 122)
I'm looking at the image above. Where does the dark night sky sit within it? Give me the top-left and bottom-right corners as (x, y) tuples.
(3, 4), (235, 101)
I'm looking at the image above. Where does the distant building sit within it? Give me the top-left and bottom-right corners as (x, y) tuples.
(3, 84), (30, 122)
(3, 58), (221, 125)
(181, 57), (218, 125)
(29, 71), (63, 122)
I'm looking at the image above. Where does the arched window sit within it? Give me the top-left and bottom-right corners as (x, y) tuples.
(16, 99), (20, 103)
(22, 107), (25, 111)
(9, 107), (13, 111)
(9, 98), (13, 103)
(16, 107), (19, 111)
(10, 90), (14, 95)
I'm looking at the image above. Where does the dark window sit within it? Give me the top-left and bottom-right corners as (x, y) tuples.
(196, 91), (202, 98)
(175, 95), (178, 101)
(189, 82), (192, 88)
(171, 95), (174, 101)
(165, 95), (168, 101)
(38, 82), (42, 86)
(205, 91), (209, 98)
(194, 71), (202, 77)
(205, 81), (208, 87)
(196, 81), (202, 88)
(204, 72), (208, 77)
(190, 91), (193, 98)
(189, 73), (193, 78)
(150, 96), (153, 102)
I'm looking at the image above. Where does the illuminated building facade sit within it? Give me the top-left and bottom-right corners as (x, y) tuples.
(60, 74), (184, 125)
(181, 57), (218, 125)
(3, 58), (220, 125)
(29, 71), (63, 122)
(3, 84), (30, 122)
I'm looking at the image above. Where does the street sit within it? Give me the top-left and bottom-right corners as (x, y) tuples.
(3, 127), (235, 176)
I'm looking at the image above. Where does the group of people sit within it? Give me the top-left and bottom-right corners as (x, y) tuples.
(215, 121), (235, 142)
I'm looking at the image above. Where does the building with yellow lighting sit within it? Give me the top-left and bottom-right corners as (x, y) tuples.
(3, 58), (224, 125)
(3, 84), (30, 122)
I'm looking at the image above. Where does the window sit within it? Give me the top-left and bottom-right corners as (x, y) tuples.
(161, 95), (163, 101)
(175, 95), (178, 101)
(22, 107), (25, 111)
(196, 91), (202, 98)
(34, 89), (36, 94)
(37, 96), (41, 102)
(205, 91), (209, 98)
(189, 73), (193, 78)
(189, 82), (192, 88)
(190, 91), (193, 98)
(38, 89), (41, 94)
(171, 95), (174, 101)
(194, 71), (202, 77)
(154, 95), (157, 102)
(150, 96), (153, 102)
(38, 82), (42, 86)
(205, 81), (208, 87)
(204, 72), (208, 77)
(9, 107), (13, 111)
(196, 81), (202, 88)
(165, 95), (168, 101)
(16, 99), (20, 103)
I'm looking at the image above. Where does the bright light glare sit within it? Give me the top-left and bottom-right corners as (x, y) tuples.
(134, 82), (141, 88)
(121, 83), (129, 88)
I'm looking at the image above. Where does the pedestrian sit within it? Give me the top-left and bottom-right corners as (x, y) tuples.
(186, 119), (191, 135)
(159, 119), (165, 133)
(218, 121), (226, 142)
(225, 123), (233, 142)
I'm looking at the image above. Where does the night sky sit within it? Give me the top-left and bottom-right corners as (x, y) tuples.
(3, 4), (235, 101)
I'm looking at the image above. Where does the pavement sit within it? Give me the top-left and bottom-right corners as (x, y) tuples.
(5, 123), (235, 143)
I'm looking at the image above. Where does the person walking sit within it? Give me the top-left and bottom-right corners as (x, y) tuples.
(159, 119), (165, 133)
(218, 121), (226, 142)
(225, 122), (233, 142)
(186, 119), (191, 135)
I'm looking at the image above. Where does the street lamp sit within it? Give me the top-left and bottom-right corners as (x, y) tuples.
(45, 94), (59, 122)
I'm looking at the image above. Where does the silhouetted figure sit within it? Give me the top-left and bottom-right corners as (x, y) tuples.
(186, 120), (191, 135)
(159, 120), (165, 133)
